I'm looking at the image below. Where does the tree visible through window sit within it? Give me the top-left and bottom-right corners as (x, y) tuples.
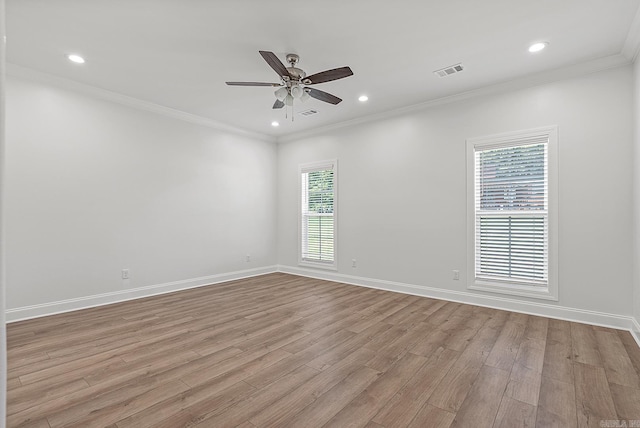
(301, 162), (336, 266)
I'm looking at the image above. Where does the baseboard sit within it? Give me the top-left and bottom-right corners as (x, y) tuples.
(278, 265), (637, 333)
(6, 265), (278, 322)
(7, 264), (639, 347)
(632, 317), (640, 347)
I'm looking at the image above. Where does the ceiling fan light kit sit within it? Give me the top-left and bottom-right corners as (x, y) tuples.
(226, 50), (353, 121)
(274, 86), (288, 101)
(290, 85), (304, 98)
(285, 94), (294, 107)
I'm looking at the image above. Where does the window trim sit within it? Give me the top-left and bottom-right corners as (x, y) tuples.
(298, 159), (338, 270)
(466, 126), (558, 301)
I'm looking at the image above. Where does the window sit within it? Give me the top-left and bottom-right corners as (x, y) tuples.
(467, 126), (558, 300)
(299, 160), (337, 269)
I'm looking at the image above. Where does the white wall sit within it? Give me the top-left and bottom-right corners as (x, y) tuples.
(5, 63), (637, 333)
(633, 59), (640, 336)
(278, 65), (634, 318)
(5, 75), (277, 313)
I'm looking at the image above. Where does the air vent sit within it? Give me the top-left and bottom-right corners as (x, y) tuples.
(434, 63), (464, 78)
(298, 109), (319, 116)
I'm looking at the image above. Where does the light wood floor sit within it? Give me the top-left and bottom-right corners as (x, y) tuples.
(6, 273), (640, 427)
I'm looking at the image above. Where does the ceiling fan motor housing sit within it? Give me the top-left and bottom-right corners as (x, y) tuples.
(285, 54), (306, 80)
(286, 67), (306, 80)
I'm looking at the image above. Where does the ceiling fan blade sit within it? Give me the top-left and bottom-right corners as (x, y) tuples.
(226, 81), (282, 87)
(304, 66), (353, 85)
(273, 99), (285, 109)
(307, 88), (342, 105)
(259, 51), (291, 79)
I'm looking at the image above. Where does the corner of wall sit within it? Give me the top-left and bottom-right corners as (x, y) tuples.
(0, 0), (8, 422)
(633, 58), (640, 346)
(632, 317), (640, 347)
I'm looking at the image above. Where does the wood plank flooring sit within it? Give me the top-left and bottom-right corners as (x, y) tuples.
(6, 273), (640, 427)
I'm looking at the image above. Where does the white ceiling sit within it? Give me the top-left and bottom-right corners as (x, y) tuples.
(6, 0), (640, 138)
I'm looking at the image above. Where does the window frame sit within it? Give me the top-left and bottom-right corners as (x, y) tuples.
(466, 126), (558, 301)
(298, 159), (338, 270)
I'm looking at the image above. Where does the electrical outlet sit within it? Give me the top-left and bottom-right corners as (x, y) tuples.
(122, 269), (130, 280)
(453, 270), (460, 280)
(352, 259), (357, 268)
(245, 254), (251, 262)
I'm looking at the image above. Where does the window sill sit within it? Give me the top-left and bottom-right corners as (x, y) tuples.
(298, 261), (338, 271)
(468, 279), (558, 301)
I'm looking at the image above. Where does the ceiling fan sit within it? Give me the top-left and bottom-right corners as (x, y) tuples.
(226, 51), (353, 110)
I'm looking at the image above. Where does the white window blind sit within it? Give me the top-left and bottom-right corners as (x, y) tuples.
(474, 138), (548, 286)
(301, 162), (335, 265)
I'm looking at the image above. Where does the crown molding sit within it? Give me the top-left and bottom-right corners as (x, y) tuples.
(277, 54), (631, 143)
(6, 63), (275, 143)
(623, 5), (640, 62)
(6, 51), (632, 146)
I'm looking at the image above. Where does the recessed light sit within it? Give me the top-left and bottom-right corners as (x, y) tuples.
(528, 42), (548, 53)
(67, 54), (85, 64)
(358, 95), (369, 102)
(271, 121), (279, 127)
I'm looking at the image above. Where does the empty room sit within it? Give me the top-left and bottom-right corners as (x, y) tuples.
(1, 0), (640, 427)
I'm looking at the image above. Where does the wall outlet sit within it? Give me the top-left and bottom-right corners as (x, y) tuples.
(452, 270), (460, 280)
(352, 259), (357, 268)
(245, 254), (251, 262)
(122, 269), (130, 280)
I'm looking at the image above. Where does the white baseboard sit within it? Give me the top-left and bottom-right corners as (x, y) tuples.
(6, 266), (278, 322)
(632, 317), (640, 347)
(7, 264), (640, 350)
(278, 265), (638, 334)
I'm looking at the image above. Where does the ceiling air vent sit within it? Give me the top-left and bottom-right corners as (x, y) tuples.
(434, 63), (464, 78)
(298, 109), (319, 116)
